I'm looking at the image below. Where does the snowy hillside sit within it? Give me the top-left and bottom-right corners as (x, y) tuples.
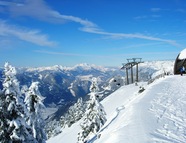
(47, 75), (186, 143)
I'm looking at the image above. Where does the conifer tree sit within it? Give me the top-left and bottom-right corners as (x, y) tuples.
(24, 82), (47, 143)
(45, 119), (61, 139)
(64, 97), (85, 128)
(0, 91), (8, 143)
(1, 62), (35, 143)
(58, 97), (85, 129)
(73, 98), (85, 121)
(77, 78), (107, 143)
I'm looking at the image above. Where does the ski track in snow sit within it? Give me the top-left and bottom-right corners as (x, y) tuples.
(87, 105), (125, 143)
(87, 87), (142, 143)
(149, 76), (186, 143)
(89, 76), (186, 143)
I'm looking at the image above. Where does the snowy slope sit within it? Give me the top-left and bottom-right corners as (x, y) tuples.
(47, 75), (186, 143)
(95, 75), (186, 143)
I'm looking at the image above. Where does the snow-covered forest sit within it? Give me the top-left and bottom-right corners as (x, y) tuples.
(0, 63), (46, 143)
(1, 60), (186, 143)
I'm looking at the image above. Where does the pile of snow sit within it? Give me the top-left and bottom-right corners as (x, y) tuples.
(47, 75), (186, 143)
(178, 48), (186, 60)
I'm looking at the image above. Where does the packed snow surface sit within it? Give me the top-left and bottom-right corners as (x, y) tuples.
(178, 48), (186, 60)
(47, 75), (186, 143)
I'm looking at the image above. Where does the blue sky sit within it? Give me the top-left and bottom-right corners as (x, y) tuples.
(0, 0), (186, 67)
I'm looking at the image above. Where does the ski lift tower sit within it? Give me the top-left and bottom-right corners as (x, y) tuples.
(121, 58), (143, 85)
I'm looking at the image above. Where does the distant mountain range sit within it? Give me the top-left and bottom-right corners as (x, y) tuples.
(0, 61), (174, 119)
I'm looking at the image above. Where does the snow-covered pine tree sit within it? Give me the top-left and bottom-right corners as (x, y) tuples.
(77, 78), (107, 143)
(64, 97), (85, 128)
(1, 62), (35, 143)
(45, 97), (85, 139)
(58, 97), (85, 130)
(24, 82), (47, 143)
(0, 91), (8, 143)
(45, 119), (61, 139)
(73, 98), (85, 121)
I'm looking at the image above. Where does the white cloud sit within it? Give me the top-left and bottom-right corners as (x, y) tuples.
(34, 50), (109, 58)
(0, 0), (97, 28)
(134, 15), (147, 20)
(34, 50), (178, 60)
(0, 0), (181, 48)
(81, 27), (181, 47)
(151, 15), (161, 18)
(176, 9), (186, 13)
(151, 8), (161, 12)
(0, 20), (56, 47)
(35, 50), (89, 57)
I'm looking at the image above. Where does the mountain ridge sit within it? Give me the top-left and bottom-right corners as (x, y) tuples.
(0, 61), (174, 119)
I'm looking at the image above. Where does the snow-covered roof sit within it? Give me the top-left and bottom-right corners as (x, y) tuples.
(178, 48), (186, 60)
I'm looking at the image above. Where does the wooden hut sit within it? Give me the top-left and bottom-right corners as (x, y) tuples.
(174, 49), (186, 74)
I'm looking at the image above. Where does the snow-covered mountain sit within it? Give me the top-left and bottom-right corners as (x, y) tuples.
(17, 63), (123, 105)
(0, 60), (174, 119)
(47, 74), (186, 143)
(0, 63), (124, 118)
